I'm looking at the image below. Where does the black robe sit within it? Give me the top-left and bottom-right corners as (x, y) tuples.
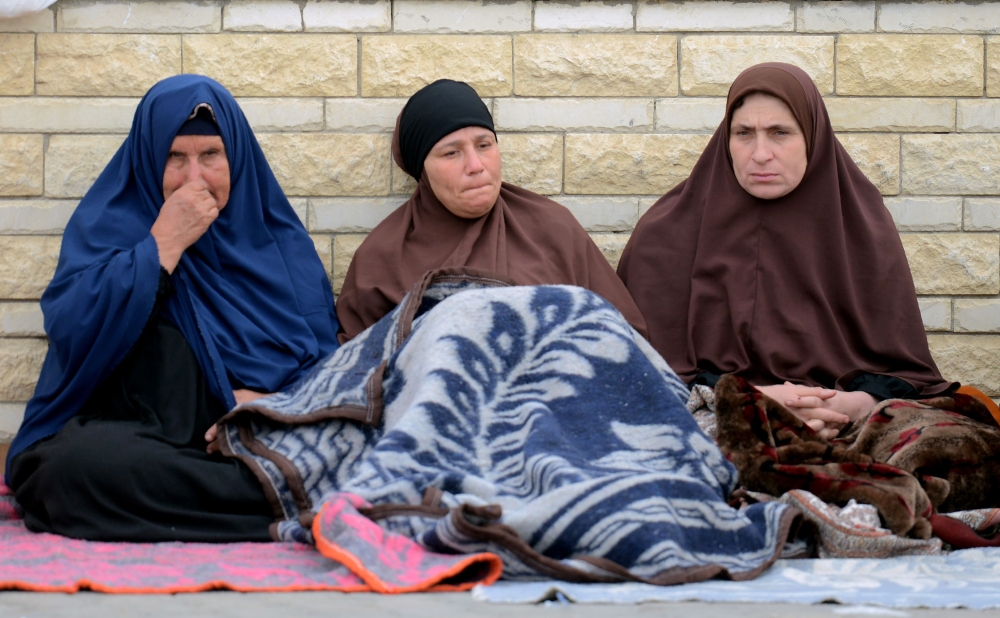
(9, 271), (274, 542)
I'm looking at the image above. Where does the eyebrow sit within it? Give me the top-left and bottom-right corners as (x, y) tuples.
(434, 132), (495, 150)
(167, 145), (224, 156)
(732, 122), (798, 132)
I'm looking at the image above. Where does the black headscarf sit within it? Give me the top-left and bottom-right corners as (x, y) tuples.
(397, 79), (495, 179)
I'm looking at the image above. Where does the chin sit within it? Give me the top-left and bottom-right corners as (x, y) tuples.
(469, 191), (501, 210)
(748, 185), (790, 200)
(466, 203), (495, 217)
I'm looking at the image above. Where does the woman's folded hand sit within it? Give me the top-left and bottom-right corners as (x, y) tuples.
(205, 389), (273, 453)
(756, 382), (848, 439)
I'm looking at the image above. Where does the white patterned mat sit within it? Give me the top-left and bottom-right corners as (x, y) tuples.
(472, 548), (1000, 609)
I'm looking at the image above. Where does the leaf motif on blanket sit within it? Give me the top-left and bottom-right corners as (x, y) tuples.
(367, 287), (637, 501)
(588, 423), (734, 490)
(222, 272), (799, 585)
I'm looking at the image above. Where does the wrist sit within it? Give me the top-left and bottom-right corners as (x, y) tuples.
(847, 391), (877, 421)
(151, 232), (182, 274)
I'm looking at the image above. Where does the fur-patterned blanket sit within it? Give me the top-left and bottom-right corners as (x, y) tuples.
(715, 375), (1000, 540)
(217, 269), (799, 585)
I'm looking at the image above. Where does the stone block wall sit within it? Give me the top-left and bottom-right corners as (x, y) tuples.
(2, 0), (1000, 441)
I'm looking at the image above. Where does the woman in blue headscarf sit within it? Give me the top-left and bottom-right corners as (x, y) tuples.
(5, 75), (340, 541)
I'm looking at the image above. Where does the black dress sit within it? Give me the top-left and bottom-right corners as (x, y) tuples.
(9, 272), (275, 542)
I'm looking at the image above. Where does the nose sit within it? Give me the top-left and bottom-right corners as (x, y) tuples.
(185, 160), (205, 184)
(466, 147), (485, 174)
(751, 136), (773, 164)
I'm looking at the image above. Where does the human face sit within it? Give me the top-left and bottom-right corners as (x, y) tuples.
(423, 126), (502, 219)
(162, 135), (231, 208)
(728, 93), (808, 200)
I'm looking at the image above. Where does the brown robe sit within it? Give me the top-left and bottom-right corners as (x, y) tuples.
(336, 155), (647, 343)
(617, 62), (951, 396)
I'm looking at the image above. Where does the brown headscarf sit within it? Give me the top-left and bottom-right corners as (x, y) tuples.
(335, 109), (647, 343)
(617, 63), (951, 396)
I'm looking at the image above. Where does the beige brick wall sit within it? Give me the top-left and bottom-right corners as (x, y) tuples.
(3, 0), (1000, 439)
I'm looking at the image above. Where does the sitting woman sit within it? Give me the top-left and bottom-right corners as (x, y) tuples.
(5, 75), (340, 542)
(618, 62), (955, 438)
(335, 79), (647, 341)
(618, 63), (1000, 533)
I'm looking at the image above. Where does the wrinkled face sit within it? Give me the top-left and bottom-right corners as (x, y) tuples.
(423, 126), (502, 219)
(162, 135), (231, 208)
(728, 93), (808, 200)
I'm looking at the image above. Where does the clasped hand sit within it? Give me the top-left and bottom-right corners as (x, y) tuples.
(151, 179), (221, 274)
(755, 382), (877, 440)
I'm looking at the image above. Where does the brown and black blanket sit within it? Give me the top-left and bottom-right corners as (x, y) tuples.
(715, 375), (1000, 539)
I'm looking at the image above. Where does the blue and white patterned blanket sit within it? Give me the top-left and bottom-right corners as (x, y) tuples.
(219, 270), (797, 584)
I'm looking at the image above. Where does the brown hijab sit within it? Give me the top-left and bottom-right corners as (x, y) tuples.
(617, 63), (951, 396)
(335, 104), (646, 343)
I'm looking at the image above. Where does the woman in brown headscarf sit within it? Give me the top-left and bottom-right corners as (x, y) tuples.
(336, 79), (646, 342)
(617, 62), (955, 438)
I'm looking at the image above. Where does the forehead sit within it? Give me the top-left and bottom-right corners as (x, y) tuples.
(168, 134), (225, 152)
(731, 93), (798, 126)
(431, 126), (496, 150)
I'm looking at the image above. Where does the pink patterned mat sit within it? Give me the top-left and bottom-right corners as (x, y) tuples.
(0, 484), (501, 594)
(0, 519), (368, 593)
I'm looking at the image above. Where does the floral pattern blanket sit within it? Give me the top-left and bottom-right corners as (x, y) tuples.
(218, 269), (799, 585)
(715, 375), (1000, 540)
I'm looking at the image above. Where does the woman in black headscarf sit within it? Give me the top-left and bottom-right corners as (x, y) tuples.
(336, 79), (646, 342)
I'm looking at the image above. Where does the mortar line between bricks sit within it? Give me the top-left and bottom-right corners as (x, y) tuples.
(356, 34), (362, 98)
(984, 35), (989, 99)
(832, 31), (838, 95)
(31, 32), (37, 98)
(897, 129), (904, 198)
(509, 32), (515, 97)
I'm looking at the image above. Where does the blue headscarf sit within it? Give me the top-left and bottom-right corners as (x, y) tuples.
(6, 75), (340, 481)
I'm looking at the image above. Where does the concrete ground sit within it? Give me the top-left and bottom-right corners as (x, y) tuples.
(1, 592), (997, 618)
